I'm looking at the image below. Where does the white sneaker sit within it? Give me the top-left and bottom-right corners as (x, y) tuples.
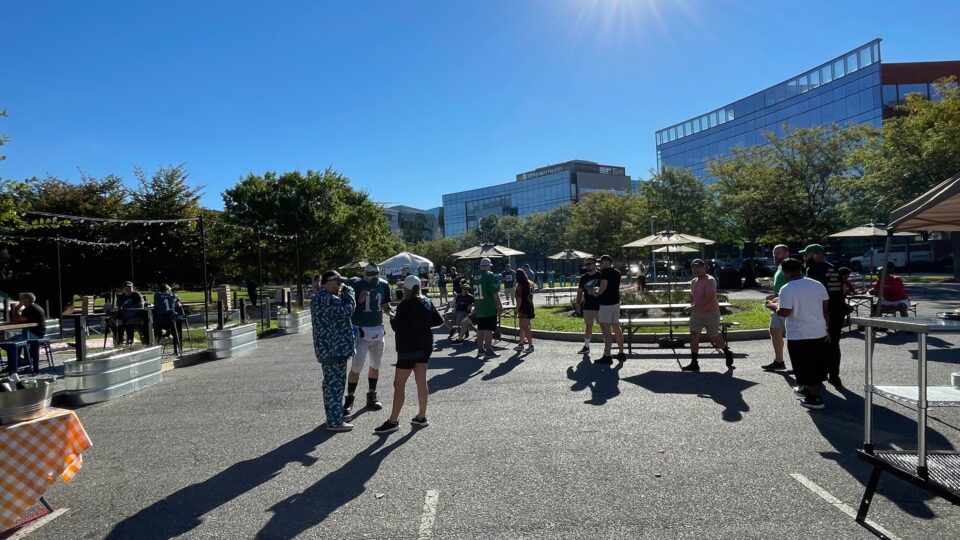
(326, 422), (355, 432)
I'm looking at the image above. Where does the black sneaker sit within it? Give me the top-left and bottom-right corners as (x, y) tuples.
(577, 345), (590, 355)
(366, 391), (383, 411)
(595, 356), (614, 365)
(343, 394), (355, 415)
(827, 374), (843, 388)
(411, 416), (429, 427)
(800, 395), (825, 410)
(374, 420), (400, 434)
(681, 361), (700, 372)
(447, 331), (455, 340)
(326, 422), (355, 433)
(762, 361), (787, 371)
(794, 386), (811, 399)
(616, 352), (627, 363)
(484, 349), (499, 358)
(724, 349), (734, 368)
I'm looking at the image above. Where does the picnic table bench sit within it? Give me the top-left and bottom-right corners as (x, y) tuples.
(617, 316), (739, 353)
(539, 287), (579, 306)
(621, 303), (732, 315)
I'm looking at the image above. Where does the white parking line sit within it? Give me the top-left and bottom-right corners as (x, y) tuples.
(7, 508), (68, 540)
(791, 473), (900, 540)
(417, 489), (440, 540)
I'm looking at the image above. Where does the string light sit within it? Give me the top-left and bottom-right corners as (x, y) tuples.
(20, 210), (197, 224)
(0, 234), (129, 248)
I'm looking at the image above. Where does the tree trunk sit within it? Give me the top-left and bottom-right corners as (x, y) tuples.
(952, 231), (960, 281)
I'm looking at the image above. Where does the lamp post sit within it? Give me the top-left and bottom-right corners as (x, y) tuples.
(650, 216), (657, 283)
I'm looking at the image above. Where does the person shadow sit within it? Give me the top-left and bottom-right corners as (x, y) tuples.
(426, 354), (485, 394)
(623, 369), (755, 422)
(254, 431), (416, 539)
(482, 352), (524, 381)
(773, 372), (952, 518)
(566, 358), (622, 405)
(105, 427), (333, 540)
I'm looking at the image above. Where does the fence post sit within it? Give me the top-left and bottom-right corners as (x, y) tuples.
(264, 298), (271, 330)
(75, 315), (87, 362)
(145, 310), (154, 346)
(239, 298), (246, 324)
(217, 300), (225, 330)
(286, 289), (292, 312)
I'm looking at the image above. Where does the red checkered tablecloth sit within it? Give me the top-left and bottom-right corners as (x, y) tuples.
(0, 407), (92, 531)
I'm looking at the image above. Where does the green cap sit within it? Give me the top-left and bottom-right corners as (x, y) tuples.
(799, 244), (824, 255)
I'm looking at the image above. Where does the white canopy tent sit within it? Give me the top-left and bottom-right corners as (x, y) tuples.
(378, 251), (434, 276)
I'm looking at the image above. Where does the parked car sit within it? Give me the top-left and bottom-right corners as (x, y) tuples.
(849, 244), (934, 271)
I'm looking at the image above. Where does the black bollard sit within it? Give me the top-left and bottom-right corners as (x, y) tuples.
(286, 289), (292, 312)
(3, 298), (9, 322)
(145, 310), (154, 346)
(217, 300), (225, 330)
(264, 298), (271, 330)
(75, 315), (87, 362)
(239, 298), (246, 324)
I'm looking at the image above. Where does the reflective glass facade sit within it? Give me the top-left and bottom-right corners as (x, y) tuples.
(442, 160), (631, 236)
(656, 39), (883, 181)
(383, 205), (439, 243)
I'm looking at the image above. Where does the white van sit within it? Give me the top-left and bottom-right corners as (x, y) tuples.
(849, 244), (934, 271)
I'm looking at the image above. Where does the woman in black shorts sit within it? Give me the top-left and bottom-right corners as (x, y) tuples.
(375, 275), (444, 434)
(515, 269), (536, 352)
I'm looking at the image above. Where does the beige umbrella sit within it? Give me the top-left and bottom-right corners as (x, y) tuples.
(652, 245), (698, 253)
(338, 260), (370, 271)
(829, 223), (915, 238)
(547, 249), (593, 260)
(451, 243), (525, 260)
(623, 231), (715, 248)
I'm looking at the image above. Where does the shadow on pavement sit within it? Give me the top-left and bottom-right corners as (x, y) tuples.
(623, 369), (755, 422)
(255, 431), (416, 539)
(774, 372), (952, 518)
(566, 358), (622, 405)
(426, 354), (484, 394)
(105, 427), (334, 540)
(482, 352), (524, 381)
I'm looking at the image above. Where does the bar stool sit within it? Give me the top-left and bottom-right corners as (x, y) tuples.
(27, 338), (54, 369)
(0, 340), (35, 374)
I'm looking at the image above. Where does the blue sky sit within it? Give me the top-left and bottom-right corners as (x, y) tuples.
(3, 1), (959, 210)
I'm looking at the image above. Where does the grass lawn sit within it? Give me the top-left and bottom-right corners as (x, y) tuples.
(502, 299), (769, 334)
(898, 274), (956, 283)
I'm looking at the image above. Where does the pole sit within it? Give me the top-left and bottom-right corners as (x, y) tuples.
(257, 228), (265, 331)
(56, 236), (64, 338)
(650, 217), (657, 283)
(129, 243), (135, 280)
(295, 234), (303, 309)
(199, 212), (210, 329)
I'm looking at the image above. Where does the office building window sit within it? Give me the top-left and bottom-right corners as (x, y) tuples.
(846, 53), (859, 73)
(821, 65), (833, 84)
(809, 70), (820, 89)
(833, 59), (845, 79)
(860, 47), (872, 67)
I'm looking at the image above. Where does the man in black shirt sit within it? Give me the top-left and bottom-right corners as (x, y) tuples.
(116, 281), (147, 345)
(575, 257), (602, 355)
(590, 254), (626, 364)
(443, 288), (475, 341)
(13, 292), (46, 373)
(801, 244), (846, 387)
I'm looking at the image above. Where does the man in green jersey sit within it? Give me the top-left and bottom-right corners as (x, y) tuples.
(345, 263), (393, 414)
(762, 244), (790, 371)
(472, 257), (503, 358)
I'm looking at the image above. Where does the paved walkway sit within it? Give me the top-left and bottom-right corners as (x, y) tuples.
(29, 324), (960, 539)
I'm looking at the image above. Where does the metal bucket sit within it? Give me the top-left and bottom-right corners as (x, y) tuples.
(0, 382), (55, 425)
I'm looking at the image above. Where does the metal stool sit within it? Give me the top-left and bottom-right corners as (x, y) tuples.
(0, 340), (36, 374)
(27, 338), (54, 369)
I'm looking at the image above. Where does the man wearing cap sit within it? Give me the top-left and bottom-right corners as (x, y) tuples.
(501, 264), (517, 305)
(116, 281), (147, 346)
(682, 259), (735, 371)
(590, 254), (626, 364)
(801, 244), (846, 387)
(311, 271), (357, 432)
(575, 257), (601, 355)
(762, 244), (790, 371)
(775, 258), (830, 410)
(343, 264), (392, 415)
(472, 257), (503, 358)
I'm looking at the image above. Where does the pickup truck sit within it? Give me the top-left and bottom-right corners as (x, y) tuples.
(849, 244), (934, 271)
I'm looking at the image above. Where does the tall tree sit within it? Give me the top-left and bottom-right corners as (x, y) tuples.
(565, 192), (650, 260)
(641, 167), (712, 235)
(709, 144), (784, 246)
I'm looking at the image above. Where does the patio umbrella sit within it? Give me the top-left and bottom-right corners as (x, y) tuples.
(338, 260), (370, 271)
(651, 245), (698, 253)
(548, 249), (593, 284)
(378, 252), (433, 276)
(451, 243), (525, 260)
(622, 231), (716, 349)
(829, 223), (914, 285)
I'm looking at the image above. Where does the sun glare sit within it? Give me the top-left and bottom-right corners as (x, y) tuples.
(562, 0), (702, 48)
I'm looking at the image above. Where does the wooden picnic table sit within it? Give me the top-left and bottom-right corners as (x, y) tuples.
(621, 303), (732, 312)
(615, 316), (739, 353)
(0, 323), (38, 332)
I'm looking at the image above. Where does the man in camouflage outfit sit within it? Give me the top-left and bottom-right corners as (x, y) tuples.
(311, 271), (357, 432)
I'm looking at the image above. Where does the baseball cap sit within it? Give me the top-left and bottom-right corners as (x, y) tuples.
(799, 244), (824, 255)
(123, 281), (134, 287)
(403, 275), (421, 290)
(364, 263), (379, 275)
(320, 270), (343, 284)
(599, 254), (613, 262)
(480, 257), (492, 267)
(780, 259), (803, 272)
(691, 259), (705, 267)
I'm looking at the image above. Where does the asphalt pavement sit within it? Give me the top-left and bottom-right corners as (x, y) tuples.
(26, 318), (960, 539)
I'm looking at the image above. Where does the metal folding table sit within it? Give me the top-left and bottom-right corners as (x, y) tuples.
(852, 316), (960, 522)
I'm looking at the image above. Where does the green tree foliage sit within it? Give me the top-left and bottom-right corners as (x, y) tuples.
(641, 167), (713, 235)
(221, 168), (397, 281)
(844, 79), (960, 223)
(709, 144), (783, 245)
(565, 192), (650, 260)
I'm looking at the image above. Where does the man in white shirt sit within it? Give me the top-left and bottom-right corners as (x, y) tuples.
(775, 258), (830, 410)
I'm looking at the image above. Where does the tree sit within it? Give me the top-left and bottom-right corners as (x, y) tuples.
(709, 144), (785, 246)
(565, 192), (650, 260)
(641, 167), (712, 235)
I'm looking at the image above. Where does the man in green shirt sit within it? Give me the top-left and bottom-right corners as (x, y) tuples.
(472, 257), (503, 358)
(762, 244), (790, 371)
(344, 263), (393, 414)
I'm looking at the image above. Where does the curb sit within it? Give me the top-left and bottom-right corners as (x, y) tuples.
(499, 325), (768, 343)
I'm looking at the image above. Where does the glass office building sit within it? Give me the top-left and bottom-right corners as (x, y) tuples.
(442, 160), (632, 236)
(383, 205), (440, 243)
(656, 39), (960, 182)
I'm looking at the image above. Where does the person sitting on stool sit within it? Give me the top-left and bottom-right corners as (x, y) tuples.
(153, 284), (184, 354)
(869, 267), (912, 317)
(117, 281), (147, 345)
(10, 292), (46, 373)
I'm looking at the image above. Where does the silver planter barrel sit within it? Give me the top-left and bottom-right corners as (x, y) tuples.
(63, 346), (163, 405)
(278, 310), (311, 334)
(206, 324), (258, 358)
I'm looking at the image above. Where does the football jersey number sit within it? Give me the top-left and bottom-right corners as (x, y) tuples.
(364, 291), (382, 312)
(473, 284), (484, 300)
